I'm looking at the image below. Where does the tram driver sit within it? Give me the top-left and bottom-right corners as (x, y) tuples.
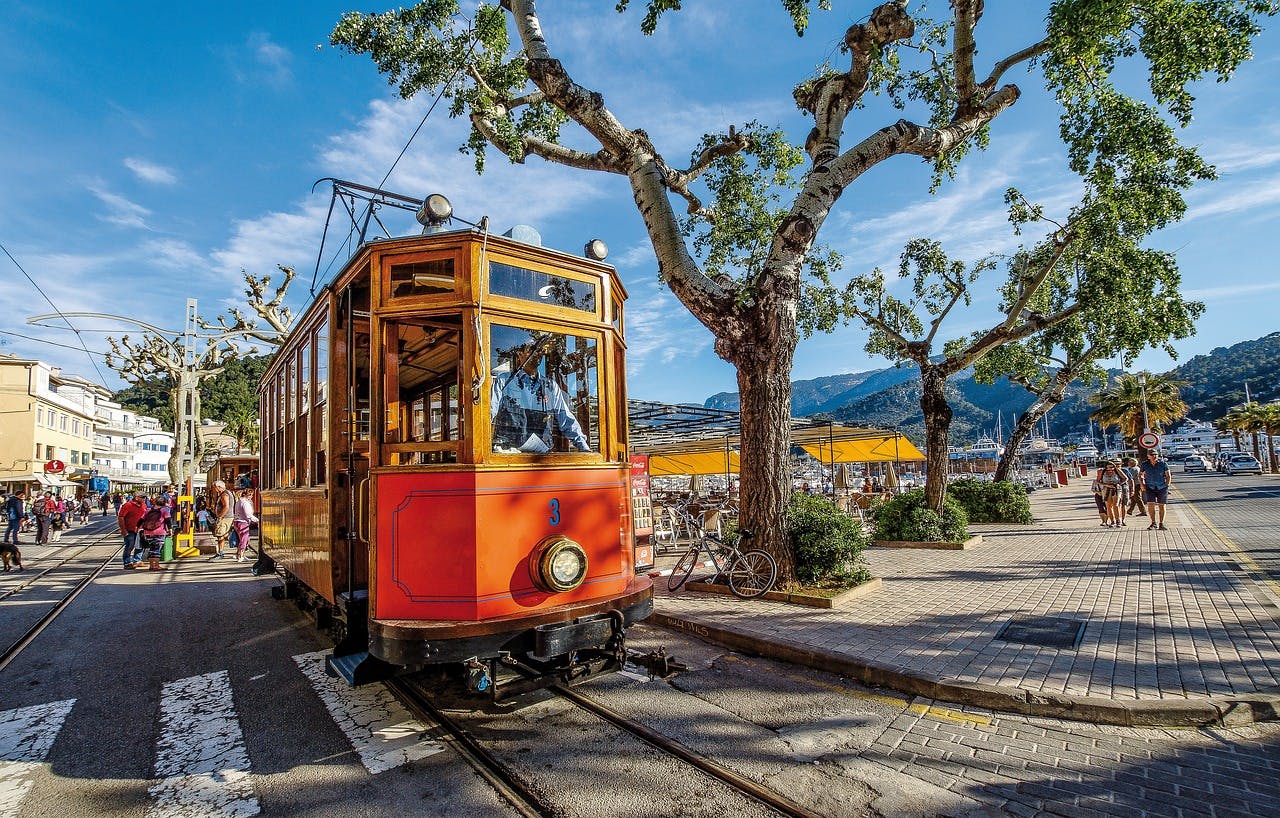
(491, 339), (590, 453)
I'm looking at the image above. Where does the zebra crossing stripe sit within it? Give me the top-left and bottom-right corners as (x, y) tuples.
(0, 699), (75, 818)
(147, 671), (259, 818)
(293, 651), (445, 774)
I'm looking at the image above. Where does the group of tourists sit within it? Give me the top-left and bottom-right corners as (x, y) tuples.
(113, 481), (259, 569)
(1090, 451), (1171, 530)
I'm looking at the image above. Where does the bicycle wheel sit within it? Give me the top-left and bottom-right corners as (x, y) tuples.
(667, 546), (700, 591)
(727, 549), (777, 599)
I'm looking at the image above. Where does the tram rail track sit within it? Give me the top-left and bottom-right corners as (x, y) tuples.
(389, 672), (822, 818)
(0, 527), (120, 673)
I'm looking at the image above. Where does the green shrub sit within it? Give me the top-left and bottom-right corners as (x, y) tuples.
(946, 479), (1033, 523)
(786, 493), (871, 585)
(874, 489), (969, 542)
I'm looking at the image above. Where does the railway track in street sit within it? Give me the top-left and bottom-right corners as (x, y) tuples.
(0, 526), (120, 673)
(389, 671), (823, 818)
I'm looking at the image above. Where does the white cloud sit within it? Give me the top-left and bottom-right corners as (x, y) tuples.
(612, 242), (657, 270)
(227, 32), (294, 89)
(1183, 279), (1280, 301)
(1185, 171), (1280, 221)
(142, 238), (205, 271)
(87, 183), (151, 229)
(124, 157), (178, 185)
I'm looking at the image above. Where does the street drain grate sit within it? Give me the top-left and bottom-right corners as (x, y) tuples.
(995, 616), (1087, 649)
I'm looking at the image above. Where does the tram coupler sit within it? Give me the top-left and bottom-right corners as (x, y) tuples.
(627, 647), (686, 678)
(464, 658), (493, 694)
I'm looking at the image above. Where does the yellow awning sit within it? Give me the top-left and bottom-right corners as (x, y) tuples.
(798, 435), (924, 464)
(636, 423), (923, 476)
(648, 450), (740, 476)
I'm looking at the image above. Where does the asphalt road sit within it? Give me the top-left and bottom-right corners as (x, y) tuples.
(4, 512), (1280, 817)
(1172, 468), (1280, 582)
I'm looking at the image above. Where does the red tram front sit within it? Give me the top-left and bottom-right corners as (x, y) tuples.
(257, 200), (652, 695)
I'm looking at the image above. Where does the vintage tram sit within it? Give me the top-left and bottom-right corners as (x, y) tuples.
(257, 194), (652, 696)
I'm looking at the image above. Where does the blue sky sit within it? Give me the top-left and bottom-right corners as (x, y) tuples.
(4, 1), (1279, 408)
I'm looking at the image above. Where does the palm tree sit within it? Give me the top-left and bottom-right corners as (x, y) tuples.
(1221, 402), (1267, 463)
(1261, 403), (1280, 474)
(221, 408), (260, 455)
(1090, 373), (1188, 455)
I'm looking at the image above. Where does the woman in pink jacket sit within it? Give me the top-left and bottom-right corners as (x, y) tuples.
(232, 488), (258, 563)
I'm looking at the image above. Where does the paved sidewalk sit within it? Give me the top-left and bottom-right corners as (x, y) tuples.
(653, 480), (1280, 723)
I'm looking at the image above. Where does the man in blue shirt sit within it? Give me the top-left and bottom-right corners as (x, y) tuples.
(491, 342), (590, 453)
(1138, 451), (1172, 530)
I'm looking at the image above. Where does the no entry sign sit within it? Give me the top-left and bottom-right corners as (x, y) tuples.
(1138, 432), (1161, 450)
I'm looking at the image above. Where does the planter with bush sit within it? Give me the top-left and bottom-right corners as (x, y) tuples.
(946, 478), (1033, 524)
(689, 492), (878, 606)
(872, 488), (977, 548)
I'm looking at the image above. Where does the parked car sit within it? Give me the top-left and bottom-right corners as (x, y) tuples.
(1183, 455), (1210, 473)
(1225, 454), (1263, 475)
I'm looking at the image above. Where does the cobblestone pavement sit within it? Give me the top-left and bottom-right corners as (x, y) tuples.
(861, 695), (1280, 817)
(655, 479), (1280, 700)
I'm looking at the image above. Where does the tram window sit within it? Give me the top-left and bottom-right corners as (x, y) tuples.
(489, 261), (597, 315)
(389, 258), (455, 298)
(314, 321), (328, 485)
(489, 324), (599, 455)
(382, 317), (463, 462)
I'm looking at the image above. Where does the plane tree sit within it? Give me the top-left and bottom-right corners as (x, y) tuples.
(973, 253), (1203, 482)
(331, 0), (1276, 573)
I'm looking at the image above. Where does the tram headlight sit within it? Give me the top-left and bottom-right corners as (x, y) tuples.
(416, 193), (454, 233)
(530, 536), (588, 593)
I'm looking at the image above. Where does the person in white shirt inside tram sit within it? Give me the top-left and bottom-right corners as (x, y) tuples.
(491, 337), (590, 453)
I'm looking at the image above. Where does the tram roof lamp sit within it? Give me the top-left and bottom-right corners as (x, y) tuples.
(584, 238), (608, 261)
(416, 193), (453, 232)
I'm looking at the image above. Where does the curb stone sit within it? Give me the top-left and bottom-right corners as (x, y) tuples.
(651, 608), (1280, 729)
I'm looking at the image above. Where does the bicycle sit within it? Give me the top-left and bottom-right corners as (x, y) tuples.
(666, 528), (777, 599)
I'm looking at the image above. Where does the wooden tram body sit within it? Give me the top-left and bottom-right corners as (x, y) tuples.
(257, 222), (652, 693)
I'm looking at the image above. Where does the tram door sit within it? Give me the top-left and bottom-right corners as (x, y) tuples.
(334, 285), (371, 596)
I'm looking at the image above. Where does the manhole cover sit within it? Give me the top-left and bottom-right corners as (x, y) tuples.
(995, 616), (1086, 649)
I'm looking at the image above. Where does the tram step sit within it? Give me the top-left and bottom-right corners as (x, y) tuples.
(325, 651), (397, 686)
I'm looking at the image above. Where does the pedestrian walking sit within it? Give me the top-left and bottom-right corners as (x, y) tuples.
(1139, 451), (1172, 530)
(232, 487), (258, 562)
(117, 491), (148, 569)
(100, 493), (110, 517)
(1099, 462), (1127, 527)
(138, 495), (168, 571)
(1090, 467), (1110, 526)
(210, 480), (234, 559)
(49, 497), (66, 542)
(1122, 457), (1146, 517)
(33, 491), (53, 544)
(2, 491), (26, 571)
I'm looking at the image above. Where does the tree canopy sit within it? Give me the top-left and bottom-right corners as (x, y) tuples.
(332, 0), (1276, 566)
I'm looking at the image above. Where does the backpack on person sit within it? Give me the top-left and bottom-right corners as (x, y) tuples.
(140, 507), (164, 531)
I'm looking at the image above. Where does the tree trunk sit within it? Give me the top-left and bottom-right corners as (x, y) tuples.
(919, 366), (952, 512)
(733, 340), (797, 583)
(1269, 426), (1278, 474)
(996, 411), (1044, 482)
(1251, 432), (1262, 463)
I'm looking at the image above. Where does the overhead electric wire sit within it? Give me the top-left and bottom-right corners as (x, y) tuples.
(0, 240), (111, 384)
(0, 329), (108, 357)
(374, 24), (480, 191)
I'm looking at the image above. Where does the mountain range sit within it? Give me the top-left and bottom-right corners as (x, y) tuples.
(704, 332), (1280, 446)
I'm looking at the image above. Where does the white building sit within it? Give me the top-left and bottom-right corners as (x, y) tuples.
(92, 399), (175, 487)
